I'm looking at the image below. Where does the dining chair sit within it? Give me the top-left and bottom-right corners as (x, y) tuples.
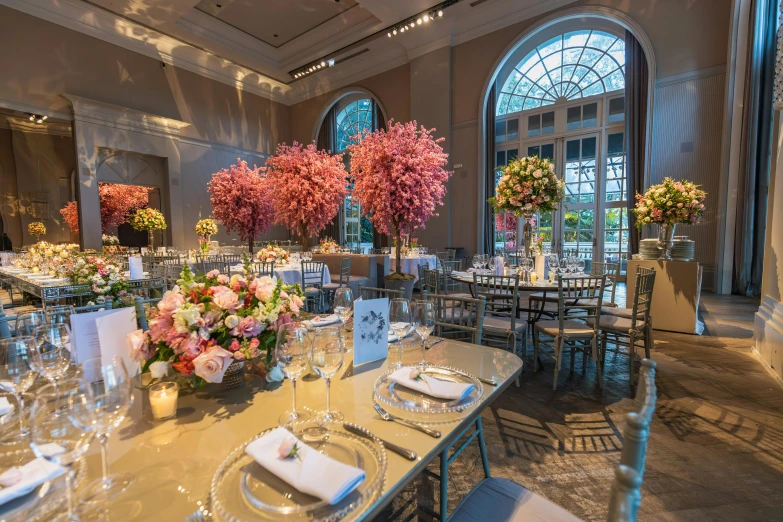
(75, 299), (113, 314)
(590, 260), (621, 306)
(422, 268), (442, 294)
(473, 274), (526, 385)
(251, 261), (275, 277)
(592, 267), (656, 391)
(428, 293), (486, 344)
(134, 296), (162, 330)
(357, 285), (403, 300)
(222, 254), (242, 266)
(441, 260), (470, 298)
(322, 257), (351, 307)
(370, 248), (384, 255)
(533, 275), (607, 390)
(447, 359), (657, 522)
(301, 261), (326, 313)
(198, 259), (227, 276)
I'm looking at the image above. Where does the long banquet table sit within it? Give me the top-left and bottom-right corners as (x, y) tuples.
(72, 338), (523, 520)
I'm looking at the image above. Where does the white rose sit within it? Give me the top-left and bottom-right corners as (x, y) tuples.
(224, 314), (240, 329)
(149, 361), (170, 379)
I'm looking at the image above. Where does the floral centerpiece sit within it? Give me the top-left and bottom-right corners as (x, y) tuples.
(128, 259), (305, 387)
(130, 208), (167, 250)
(102, 234), (119, 246)
(319, 237), (339, 253)
(632, 177), (707, 260)
(28, 222), (46, 240)
(489, 155), (564, 257)
(67, 255), (128, 298)
(195, 218), (218, 254)
(60, 183), (150, 235)
(256, 245), (290, 264)
(348, 120), (452, 296)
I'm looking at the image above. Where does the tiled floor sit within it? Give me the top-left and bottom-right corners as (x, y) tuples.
(380, 289), (783, 521)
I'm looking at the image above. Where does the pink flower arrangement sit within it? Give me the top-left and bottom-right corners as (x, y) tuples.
(129, 261), (304, 386)
(490, 156), (564, 216)
(632, 178), (707, 229)
(348, 120), (452, 277)
(208, 159), (275, 254)
(264, 142), (348, 249)
(255, 245), (290, 264)
(60, 183), (151, 234)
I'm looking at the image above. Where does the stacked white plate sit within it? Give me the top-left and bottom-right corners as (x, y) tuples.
(671, 238), (695, 261)
(639, 239), (661, 260)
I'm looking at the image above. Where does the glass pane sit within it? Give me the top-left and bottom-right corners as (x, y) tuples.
(609, 97), (625, 123)
(528, 114), (541, 137)
(507, 119), (519, 140)
(496, 150), (506, 167)
(542, 111), (555, 134)
(540, 143), (555, 160)
(495, 121), (506, 142)
(608, 132), (624, 155)
(507, 149), (519, 162)
(604, 207), (628, 263)
(566, 139), (580, 161)
(567, 106), (581, 130)
(582, 137), (596, 159)
(582, 102), (598, 127)
(527, 145), (540, 158)
(606, 132), (626, 202)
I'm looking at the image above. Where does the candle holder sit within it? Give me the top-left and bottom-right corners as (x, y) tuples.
(149, 381), (179, 420)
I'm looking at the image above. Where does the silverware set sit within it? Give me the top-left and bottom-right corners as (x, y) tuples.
(373, 403), (441, 437)
(343, 422), (417, 460)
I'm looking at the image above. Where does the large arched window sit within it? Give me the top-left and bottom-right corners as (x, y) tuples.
(496, 30), (625, 116)
(335, 99), (374, 151)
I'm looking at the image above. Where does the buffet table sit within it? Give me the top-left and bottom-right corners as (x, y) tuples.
(60, 339), (522, 520)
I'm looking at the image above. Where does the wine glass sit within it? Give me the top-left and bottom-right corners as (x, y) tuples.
(334, 287), (353, 329)
(389, 298), (411, 369)
(576, 258), (586, 275)
(310, 326), (345, 426)
(0, 337), (39, 436)
(559, 257), (569, 275)
(275, 324), (311, 426)
(30, 379), (95, 522)
(547, 254), (559, 279)
(14, 310), (47, 337)
(33, 323), (74, 395)
(77, 357), (134, 502)
(567, 255), (578, 274)
(412, 300), (435, 367)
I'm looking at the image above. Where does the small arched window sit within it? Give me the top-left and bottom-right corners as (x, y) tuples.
(335, 98), (374, 151)
(496, 30), (625, 116)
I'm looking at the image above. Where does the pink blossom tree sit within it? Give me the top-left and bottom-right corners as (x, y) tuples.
(59, 183), (150, 234)
(264, 142), (348, 249)
(208, 158), (275, 253)
(348, 120), (452, 278)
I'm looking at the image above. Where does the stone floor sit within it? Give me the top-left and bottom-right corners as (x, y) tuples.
(379, 290), (783, 521)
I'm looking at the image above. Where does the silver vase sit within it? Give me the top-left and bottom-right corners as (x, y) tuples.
(657, 223), (676, 261)
(521, 212), (534, 258)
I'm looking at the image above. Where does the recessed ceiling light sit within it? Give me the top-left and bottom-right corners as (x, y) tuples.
(417, 18), (422, 24)
(393, 29), (397, 35)
(423, 15), (429, 22)
(388, 32), (392, 37)
(438, 10), (443, 16)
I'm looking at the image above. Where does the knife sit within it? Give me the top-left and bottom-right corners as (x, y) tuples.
(426, 338), (445, 350)
(342, 423), (417, 460)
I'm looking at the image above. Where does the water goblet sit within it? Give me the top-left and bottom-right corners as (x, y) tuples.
(547, 254), (559, 279)
(33, 323), (74, 395)
(389, 298), (411, 369)
(334, 287), (353, 329)
(0, 337), (39, 436)
(412, 300), (435, 367)
(472, 255), (480, 270)
(559, 257), (569, 275)
(275, 324), (312, 426)
(576, 258), (586, 275)
(310, 326), (345, 426)
(78, 357), (134, 502)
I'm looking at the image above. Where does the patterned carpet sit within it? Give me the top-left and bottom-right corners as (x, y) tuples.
(377, 291), (783, 521)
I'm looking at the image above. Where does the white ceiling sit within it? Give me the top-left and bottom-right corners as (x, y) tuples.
(4, 0), (581, 105)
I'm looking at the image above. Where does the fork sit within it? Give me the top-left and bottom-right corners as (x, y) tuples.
(373, 403), (441, 438)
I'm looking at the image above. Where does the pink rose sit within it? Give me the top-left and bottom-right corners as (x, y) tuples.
(217, 274), (229, 285)
(212, 287), (240, 312)
(127, 329), (150, 362)
(254, 276), (276, 302)
(206, 269), (220, 279)
(157, 290), (185, 316)
(192, 345), (234, 383)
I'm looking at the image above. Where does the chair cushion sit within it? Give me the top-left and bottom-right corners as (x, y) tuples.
(483, 315), (527, 335)
(529, 292), (558, 303)
(322, 283), (341, 290)
(534, 319), (594, 339)
(449, 478), (582, 522)
(446, 292), (473, 300)
(304, 287), (322, 295)
(587, 315), (646, 332)
(601, 306), (643, 319)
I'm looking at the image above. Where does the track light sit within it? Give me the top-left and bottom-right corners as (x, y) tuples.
(388, 32), (391, 37)
(423, 14), (429, 22)
(438, 10), (443, 16)
(417, 18), (422, 24)
(393, 28), (397, 35)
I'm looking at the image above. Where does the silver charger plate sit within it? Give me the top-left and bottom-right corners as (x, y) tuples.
(209, 424), (386, 522)
(373, 365), (483, 424)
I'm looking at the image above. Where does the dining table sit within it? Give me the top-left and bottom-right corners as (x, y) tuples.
(230, 263), (331, 286)
(390, 255), (438, 283)
(9, 337), (522, 521)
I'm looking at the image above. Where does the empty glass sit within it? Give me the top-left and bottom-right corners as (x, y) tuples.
(334, 287), (353, 328)
(30, 379), (95, 522)
(576, 258), (586, 275)
(33, 323), (74, 395)
(275, 324), (311, 426)
(78, 357), (134, 502)
(547, 254), (559, 278)
(0, 337), (39, 436)
(389, 298), (411, 369)
(14, 310), (47, 337)
(412, 300), (435, 367)
(472, 255), (481, 270)
(310, 327), (345, 426)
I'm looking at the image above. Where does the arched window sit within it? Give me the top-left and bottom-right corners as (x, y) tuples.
(496, 30), (625, 116)
(335, 98), (374, 152)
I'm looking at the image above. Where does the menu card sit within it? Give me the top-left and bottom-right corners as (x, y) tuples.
(353, 298), (389, 366)
(71, 307), (139, 374)
(128, 256), (144, 279)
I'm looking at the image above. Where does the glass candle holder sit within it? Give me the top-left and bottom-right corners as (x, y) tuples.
(149, 381), (178, 420)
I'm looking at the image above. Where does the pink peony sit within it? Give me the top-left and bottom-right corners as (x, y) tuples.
(127, 329), (150, 362)
(157, 290), (185, 316)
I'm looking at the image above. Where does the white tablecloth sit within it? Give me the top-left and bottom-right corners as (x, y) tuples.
(231, 264), (330, 286)
(389, 256), (438, 282)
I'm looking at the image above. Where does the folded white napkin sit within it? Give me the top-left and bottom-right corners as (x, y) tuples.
(245, 427), (365, 505)
(388, 367), (475, 400)
(0, 458), (65, 506)
(0, 398), (14, 416)
(388, 325), (414, 342)
(303, 315), (340, 328)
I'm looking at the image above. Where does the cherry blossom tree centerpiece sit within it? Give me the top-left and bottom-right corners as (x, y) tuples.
(60, 183), (151, 242)
(264, 142), (347, 250)
(208, 159), (275, 254)
(348, 120), (452, 289)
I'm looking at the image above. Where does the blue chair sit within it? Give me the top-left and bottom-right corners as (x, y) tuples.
(134, 297), (161, 330)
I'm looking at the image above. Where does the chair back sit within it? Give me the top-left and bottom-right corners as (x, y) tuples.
(630, 267), (656, 332)
(429, 293), (486, 344)
(301, 261), (325, 289)
(590, 261), (621, 304)
(222, 254), (242, 266)
(370, 248), (384, 255)
(338, 257), (352, 286)
(421, 268), (441, 294)
(556, 275), (605, 328)
(45, 304), (76, 326)
(607, 465), (644, 522)
(251, 261), (275, 277)
(358, 285), (403, 300)
(473, 274), (520, 321)
(198, 259), (227, 276)
(135, 297), (162, 330)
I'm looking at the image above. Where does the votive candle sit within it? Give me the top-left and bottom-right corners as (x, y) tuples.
(149, 381), (178, 420)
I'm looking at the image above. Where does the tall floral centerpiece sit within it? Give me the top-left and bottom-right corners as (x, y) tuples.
(265, 142), (348, 250)
(130, 208), (167, 250)
(60, 183), (150, 234)
(632, 177), (707, 260)
(128, 260), (304, 387)
(195, 218), (219, 254)
(489, 156), (564, 257)
(319, 237), (339, 253)
(348, 120), (451, 296)
(256, 245), (290, 264)
(208, 159), (275, 254)
(28, 222), (46, 242)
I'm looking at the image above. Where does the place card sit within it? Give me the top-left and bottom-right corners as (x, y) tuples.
(128, 256), (144, 280)
(71, 307), (139, 374)
(353, 297), (388, 367)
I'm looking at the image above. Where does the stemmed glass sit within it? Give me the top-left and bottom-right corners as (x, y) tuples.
(275, 324), (311, 426)
(576, 258), (586, 275)
(334, 287), (353, 329)
(567, 255), (578, 273)
(310, 326), (345, 426)
(33, 323), (74, 396)
(547, 254), (559, 278)
(30, 379), (95, 522)
(559, 257), (569, 275)
(412, 300), (435, 367)
(389, 298), (411, 369)
(0, 337), (39, 436)
(75, 357), (133, 502)
(15, 310), (47, 337)
(472, 255), (480, 270)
